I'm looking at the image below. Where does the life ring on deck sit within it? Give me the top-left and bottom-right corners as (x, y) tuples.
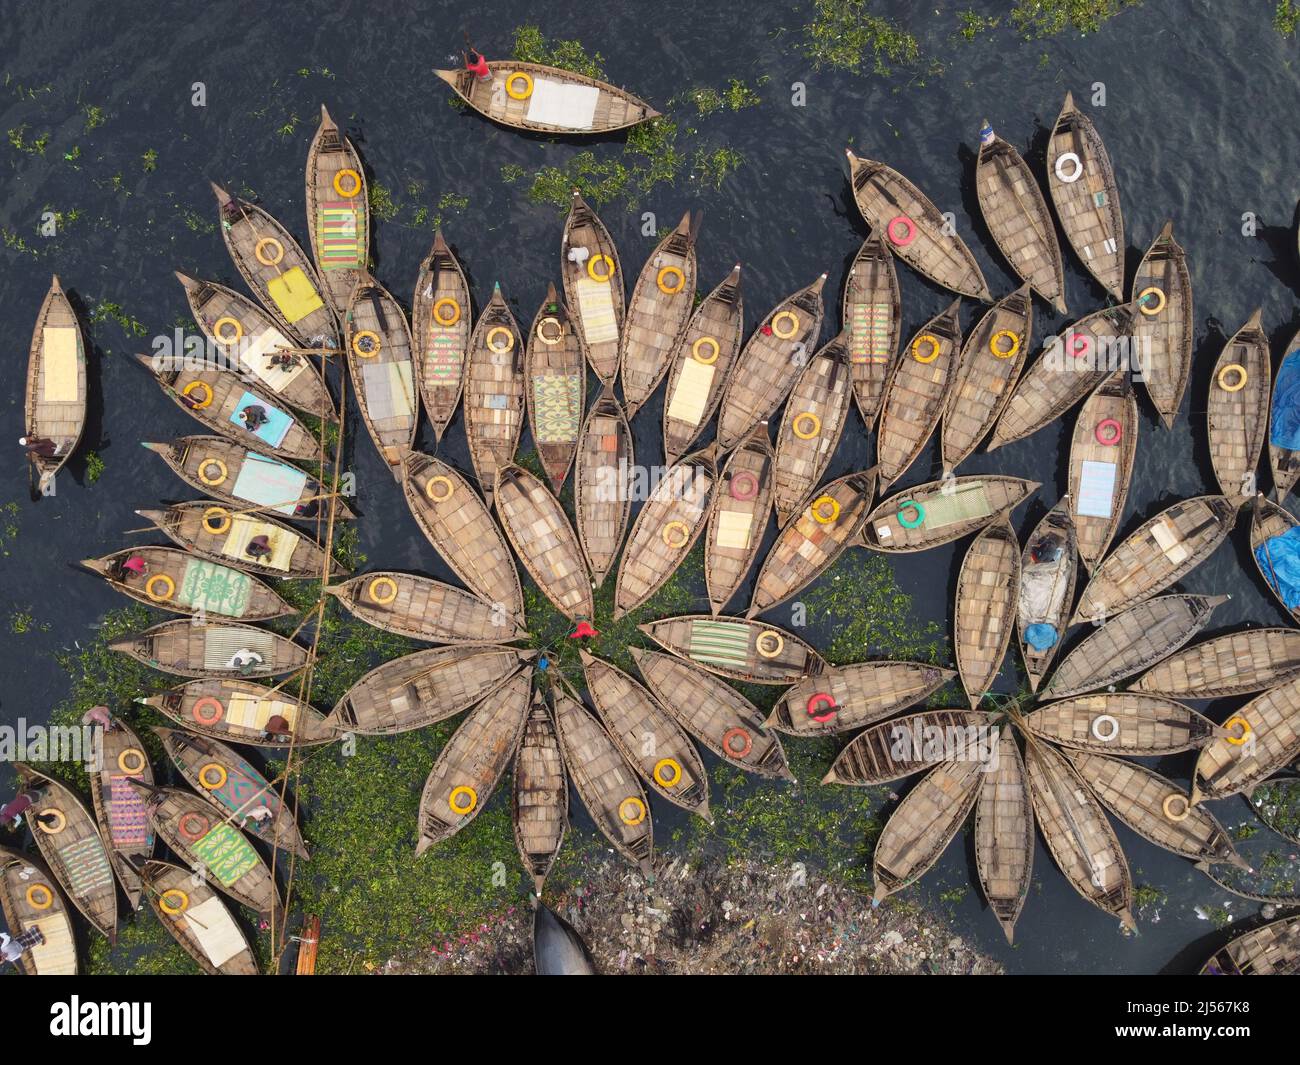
(254, 237), (284, 267)
(661, 521), (690, 549)
(912, 334), (941, 363)
(181, 381), (213, 409)
(424, 475), (455, 502)
(886, 215), (916, 247)
(198, 458), (228, 486)
(486, 326), (515, 354)
(1224, 716), (1252, 745)
(792, 412), (821, 439)
(198, 763), (227, 790)
(810, 495), (840, 524)
(1138, 287), (1166, 316)
(367, 576), (399, 605)
(897, 500), (925, 528)
(755, 631), (784, 658)
(506, 72), (534, 100)
(178, 812), (210, 841)
(806, 692), (837, 723)
(729, 471), (758, 501)
(351, 330), (381, 358)
(535, 316), (563, 345)
(653, 759), (683, 788)
(587, 254), (615, 283)
(192, 697), (225, 726)
(213, 316), (243, 344)
(199, 508), (232, 537)
(1054, 152), (1083, 183)
(1162, 794), (1190, 822)
(332, 168), (362, 198)
(448, 786), (478, 815)
(618, 797), (646, 825)
(432, 298), (462, 327)
(117, 748), (147, 775)
(990, 330), (1020, 359)
(1068, 333), (1092, 360)
(657, 266), (686, 295)
(159, 889), (190, 915)
(721, 728), (752, 759)
(692, 337), (720, 364)
(1094, 418), (1123, 446)
(1091, 714), (1120, 743)
(1218, 364), (1247, 393)
(145, 574), (176, 603)
(36, 809), (66, 835)
(26, 884), (54, 910)
(771, 311), (800, 340)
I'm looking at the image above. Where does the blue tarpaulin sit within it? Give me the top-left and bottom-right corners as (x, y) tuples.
(1025, 623), (1058, 651)
(1254, 526), (1300, 609)
(1271, 350), (1300, 450)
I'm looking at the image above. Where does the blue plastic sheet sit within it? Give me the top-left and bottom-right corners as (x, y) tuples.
(1271, 350), (1300, 450)
(1024, 623), (1058, 652)
(1254, 526), (1300, 610)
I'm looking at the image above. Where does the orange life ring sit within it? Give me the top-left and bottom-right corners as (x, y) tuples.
(178, 811), (210, 841)
(1094, 418), (1123, 446)
(721, 727), (752, 759)
(1218, 364), (1247, 393)
(912, 334), (941, 363)
(198, 763), (227, 790)
(1162, 794), (1190, 822)
(806, 692), (837, 723)
(198, 457), (228, 486)
(729, 471), (758, 500)
(159, 888), (190, 915)
(367, 576), (399, 605)
(1224, 716), (1252, 745)
(755, 630), (784, 658)
(771, 311), (800, 340)
(506, 72), (534, 100)
(117, 748), (147, 775)
(1138, 287), (1166, 316)
(485, 326), (515, 354)
(618, 796), (646, 825)
(26, 883), (53, 910)
(351, 330), (381, 358)
(886, 215), (916, 247)
(990, 330), (1019, 359)
(36, 809), (66, 835)
(656, 266), (686, 295)
(192, 696), (224, 726)
(424, 475), (454, 502)
(791, 412), (821, 439)
(810, 495), (840, 524)
(587, 254), (615, 283)
(448, 786), (478, 815)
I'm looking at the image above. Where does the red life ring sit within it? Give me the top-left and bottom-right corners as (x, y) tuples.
(1068, 333), (1092, 360)
(886, 216), (917, 247)
(192, 697), (224, 725)
(178, 811), (210, 841)
(721, 727), (753, 758)
(1094, 418), (1123, 446)
(729, 471), (759, 501)
(806, 692), (837, 723)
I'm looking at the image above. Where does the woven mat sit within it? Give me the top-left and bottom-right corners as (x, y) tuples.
(180, 559), (253, 616)
(55, 835), (114, 898)
(267, 266), (325, 325)
(108, 775), (150, 846)
(192, 822), (259, 886)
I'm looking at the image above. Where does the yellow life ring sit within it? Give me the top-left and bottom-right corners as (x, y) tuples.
(37, 809), (66, 835)
(656, 265), (686, 295)
(587, 254), (616, 283)
(506, 71), (534, 100)
(198, 457), (228, 486)
(160, 889), (190, 915)
(432, 297), (461, 326)
(332, 168), (362, 198)
(810, 495), (840, 524)
(1162, 793), (1190, 822)
(202, 506), (232, 535)
(26, 883), (54, 910)
(254, 237), (284, 267)
(653, 758), (683, 788)
(425, 475), (454, 502)
(181, 380), (213, 409)
(486, 326), (515, 354)
(117, 748), (147, 775)
(912, 334), (941, 363)
(367, 576), (399, 605)
(989, 330), (1020, 359)
(213, 316), (244, 344)
(618, 796), (646, 825)
(791, 412), (821, 439)
(1218, 364), (1248, 393)
(661, 521), (690, 549)
(771, 310), (800, 339)
(448, 785), (478, 815)
(198, 763), (228, 790)
(535, 316), (563, 345)
(1138, 287), (1167, 316)
(1224, 716), (1252, 745)
(351, 330), (381, 358)
(755, 630), (784, 658)
(145, 574), (176, 603)
(692, 337), (720, 365)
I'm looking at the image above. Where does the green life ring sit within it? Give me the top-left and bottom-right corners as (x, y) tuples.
(897, 500), (925, 528)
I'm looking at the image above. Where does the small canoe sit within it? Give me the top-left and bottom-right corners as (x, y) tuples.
(1131, 222), (1193, 428)
(108, 618), (309, 678)
(613, 449), (716, 619)
(748, 470), (876, 616)
(862, 475), (1039, 552)
(637, 615), (825, 684)
(1133, 628), (1300, 699)
(620, 211), (699, 416)
(941, 285), (1033, 471)
(822, 709), (987, 785)
(326, 571), (527, 644)
(402, 452), (524, 623)
(1021, 692), (1215, 754)
(141, 678), (334, 748)
(1271, 329), (1300, 502)
(1199, 915), (1300, 975)
(574, 390), (634, 587)
(464, 283), (526, 506)
(973, 729), (1033, 944)
(434, 60), (659, 135)
(1045, 92), (1125, 301)
(212, 183), (338, 346)
(80, 547), (294, 621)
(1250, 493), (1300, 623)
(524, 283), (585, 491)
(139, 859), (258, 975)
(562, 191), (624, 385)
(1016, 497), (1079, 692)
(1073, 495), (1237, 623)
(412, 230), (472, 442)
(416, 671), (532, 855)
(579, 650), (710, 818)
(845, 149), (991, 300)
(0, 845), (77, 974)
(716, 274), (827, 450)
(842, 235), (901, 430)
(630, 647), (791, 779)
(155, 727), (308, 859)
(974, 123), (1066, 311)
(86, 717), (154, 909)
(662, 265), (744, 464)
(345, 271), (419, 478)
(954, 519), (1020, 708)
(705, 425), (774, 613)
(1042, 594), (1229, 699)
(1068, 369), (1139, 571)
(512, 692), (568, 894)
(1208, 309), (1271, 500)
(534, 900), (597, 974)
(876, 299), (962, 492)
(24, 275), (87, 495)
(304, 105), (368, 315)
(1192, 673), (1300, 804)
(770, 661), (957, 736)
(772, 332), (853, 524)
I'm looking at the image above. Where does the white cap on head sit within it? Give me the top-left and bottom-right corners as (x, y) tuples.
(18, 437), (28, 446)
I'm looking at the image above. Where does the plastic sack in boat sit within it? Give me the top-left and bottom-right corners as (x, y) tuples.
(1255, 526), (1300, 610)
(1024, 622), (1058, 652)
(1271, 349), (1300, 450)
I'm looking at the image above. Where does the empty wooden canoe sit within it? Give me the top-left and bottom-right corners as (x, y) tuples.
(24, 275), (87, 495)
(748, 469), (876, 617)
(139, 859), (258, 975)
(305, 105), (368, 315)
(974, 123), (1066, 311)
(705, 425), (773, 613)
(464, 283), (526, 505)
(1272, 330), (1300, 502)
(1199, 914), (1300, 975)
(1133, 628), (1300, 699)
(845, 149), (991, 300)
(822, 710), (988, 785)
(716, 274), (827, 450)
(973, 729), (1033, 944)
(402, 451), (524, 623)
(842, 235), (901, 430)
(941, 285), (1033, 470)
(1131, 222), (1193, 428)
(412, 230), (471, 442)
(1192, 673), (1300, 804)
(620, 211), (699, 415)
(663, 265), (744, 463)
(141, 678), (333, 748)
(108, 618), (308, 678)
(1250, 494), (1300, 623)
(1069, 370), (1139, 570)
(345, 271), (418, 477)
(435, 60), (659, 135)
(0, 845), (77, 974)
(955, 519), (1020, 708)
(1022, 693), (1214, 755)
(326, 571), (527, 644)
(1046, 92), (1124, 301)
(637, 615), (824, 684)
(524, 283), (585, 491)
(562, 191), (624, 385)
(512, 692), (568, 894)
(574, 390), (633, 587)
(86, 717), (154, 909)
(772, 332), (853, 524)
(1017, 497), (1078, 692)
(1073, 495), (1237, 623)
(416, 671), (532, 854)
(862, 475), (1039, 552)
(769, 660), (957, 736)
(1208, 309), (1271, 499)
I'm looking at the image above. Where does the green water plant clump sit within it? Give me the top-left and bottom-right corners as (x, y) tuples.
(1008, 0), (1143, 38)
(802, 0), (921, 75)
(511, 25), (606, 79)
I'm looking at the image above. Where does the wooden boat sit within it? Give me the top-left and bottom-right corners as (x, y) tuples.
(402, 452), (524, 622)
(562, 192), (624, 385)
(1273, 332), (1300, 503)
(1133, 628), (1300, 699)
(24, 276), (87, 495)
(0, 845), (77, 974)
(1250, 494), (1300, 623)
(1046, 92), (1124, 301)
(842, 235), (901, 430)
(86, 716), (154, 909)
(705, 426), (773, 613)
(15, 764), (117, 940)
(495, 463), (594, 627)
(80, 547), (294, 621)
(108, 618), (309, 678)
(156, 727), (308, 859)
(1068, 370), (1139, 571)
(845, 149), (991, 300)
(862, 475), (1039, 552)
(141, 436), (354, 521)
(551, 680), (652, 873)
(620, 211), (699, 416)
(345, 270), (418, 478)
(772, 332), (852, 524)
(1017, 497), (1078, 691)
(412, 230), (472, 442)
(941, 285), (1033, 470)
(1044, 594), (1228, 699)
(512, 692), (568, 894)
(768, 660), (956, 736)
(662, 265), (744, 463)
(138, 859), (258, 975)
(629, 647), (791, 779)
(327, 645), (533, 735)
(416, 672), (532, 854)
(1073, 495), (1237, 623)
(1021, 692), (1215, 754)
(434, 60), (659, 135)
(580, 650), (710, 817)
(464, 283), (526, 505)
(716, 274), (827, 451)
(212, 183), (338, 346)
(876, 299), (962, 491)
(821, 709), (987, 784)
(1131, 222), (1193, 428)
(748, 470), (876, 616)
(574, 390), (633, 587)
(974, 123), (1066, 311)
(304, 105), (368, 315)
(140, 678), (334, 748)
(1192, 673), (1300, 804)
(534, 900), (597, 974)
(524, 283), (585, 491)
(955, 519), (1020, 708)
(973, 729), (1033, 944)
(1208, 309), (1271, 499)
(613, 449), (716, 619)
(175, 271), (335, 418)
(326, 571), (527, 644)
(295, 914), (320, 974)
(136, 500), (344, 580)
(1199, 914), (1300, 975)
(988, 303), (1137, 450)
(638, 615), (825, 684)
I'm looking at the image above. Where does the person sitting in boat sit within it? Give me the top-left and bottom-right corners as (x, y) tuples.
(240, 804), (274, 829)
(239, 404), (270, 433)
(268, 350), (300, 370)
(19, 435), (64, 457)
(0, 788), (56, 831)
(225, 648), (264, 674)
(0, 927), (45, 964)
(80, 705), (116, 732)
(117, 555), (148, 581)
(245, 534), (273, 561)
(293, 498), (320, 518)
(464, 49), (491, 80)
(262, 714), (293, 743)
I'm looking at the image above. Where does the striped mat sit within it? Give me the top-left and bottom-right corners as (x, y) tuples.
(56, 835), (114, 899)
(317, 200), (364, 269)
(192, 823), (259, 887)
(849, 302), (892, 364)
(108, 775), (151, 847)
(575, 278), (619, 345)
(917, 484), (993, 529)
(687, 619), (752, 666)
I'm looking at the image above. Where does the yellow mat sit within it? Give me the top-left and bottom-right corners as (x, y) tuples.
(575, 278), (619, 345)
(41, 326), (81, 403)
(227, 691), (301, 731)
(240, 327), (307, 389)
(222, 515), (299, 572)
(715, 508), (754, 549)
(666, 358), (714, 425)
(267, 267), (324, 325)
(28, 913), (77, 975)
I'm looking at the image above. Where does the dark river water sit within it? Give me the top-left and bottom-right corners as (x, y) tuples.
(2, 0), (1298, 974)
